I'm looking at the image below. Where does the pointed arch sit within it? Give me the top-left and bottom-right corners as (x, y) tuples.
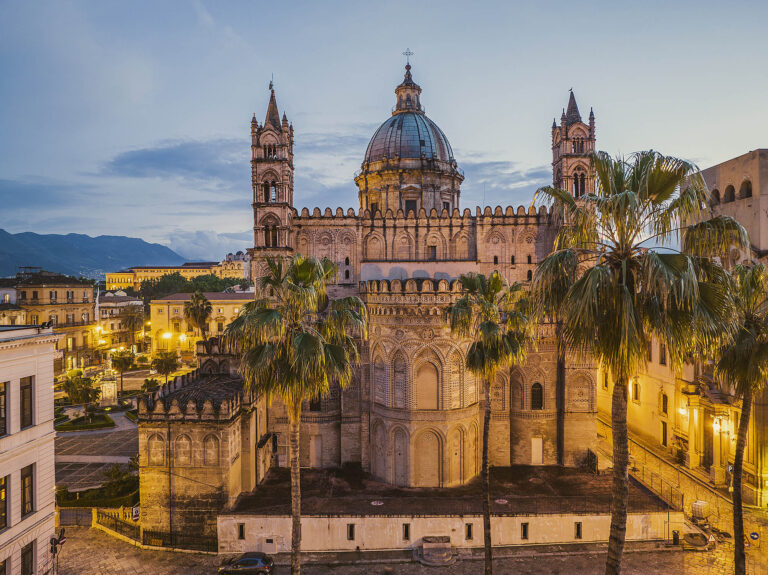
(203, 434), (220, 466)
(364, 233), (385, 260)
(393, 231), (414, 261)
(372, 351), (388, 407)
(147, 433), (165, 466)
(174, 434), (192, 466)
(414, 429), (442, 487)
(392, 350), (407, 408)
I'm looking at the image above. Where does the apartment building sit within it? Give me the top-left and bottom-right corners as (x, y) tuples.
(0, 325), (57, 574)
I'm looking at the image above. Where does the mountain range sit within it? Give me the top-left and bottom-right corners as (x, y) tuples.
(0, 229), (186, 279)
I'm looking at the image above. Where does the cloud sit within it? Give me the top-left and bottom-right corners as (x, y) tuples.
(102, 138), (248, 190)
(166, 229), (251, 261)
(0, 177), (95, 210)
(458, 159), (551, 209)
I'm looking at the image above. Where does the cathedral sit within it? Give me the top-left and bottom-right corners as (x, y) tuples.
(139, 63), (601, 537)
(248, 63), (598, 486)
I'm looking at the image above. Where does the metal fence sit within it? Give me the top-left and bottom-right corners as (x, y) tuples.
(58, 507), (92, 527)
(95, 509), (140, 542)
(142, 529), (218, 553)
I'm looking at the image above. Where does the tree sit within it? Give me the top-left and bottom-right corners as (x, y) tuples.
(62, 370), (100, 422)
(448, 273), (533, 575)
(532, 151), (746, 575)
(119, 305), (144, 349)
(713, 264), (768, 575)
(142, 378), (160, 393)
(151, 351), (180, 384)
(111, 350), (134, 395)
(223, 255), (367, 575)
(184, 291), (213, 341)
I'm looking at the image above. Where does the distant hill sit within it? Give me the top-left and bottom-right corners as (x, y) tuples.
(0, 229), (186, 279)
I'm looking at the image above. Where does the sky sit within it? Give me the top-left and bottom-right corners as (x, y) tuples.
(1, 0), (767, 260)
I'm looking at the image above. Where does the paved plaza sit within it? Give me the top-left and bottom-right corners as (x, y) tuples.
(57, 527), (768, 575)
(55, 414), (138, 490)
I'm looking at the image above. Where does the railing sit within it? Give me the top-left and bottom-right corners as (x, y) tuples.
(142, 529), (218, 552)
(95, 509), (140, 542)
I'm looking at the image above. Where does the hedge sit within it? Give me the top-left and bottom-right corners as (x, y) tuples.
(124, 410), (138, 423)
(55, 413), (115, 431)
(57, 489), (139, 509)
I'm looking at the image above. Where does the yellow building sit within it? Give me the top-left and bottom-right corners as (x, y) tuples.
(149, 292), (252, 357)
(15, 270), (96, 373)
(107, 254), (250, 291)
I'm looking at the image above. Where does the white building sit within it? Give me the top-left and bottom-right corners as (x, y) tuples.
(0, 326), (57, 575)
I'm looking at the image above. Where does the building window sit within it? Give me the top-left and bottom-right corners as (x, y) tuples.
(217, 322), (224, 333)
(309, 397), (322, 412)
(659, 344), (667, 366)
(632, 380), (640, 403)
(661, 394), (668, 415)
(443, 201), (450, 212)
(403, 523), (410, 541)
(20, 376), (33, 429)
(647, 339), (653, 362)
(531, 383), (543, 410)
(0, 475), (7, 530)
(344, 270), (350, 280)
(238, 523), (246, 540)
(0, 558), (5, 575)
(345, 257), (350, 266)
(21, 542), (34, 575)
(527, 270), (533, 281)
(0, 381), (6, 436)
(493, 255), (498, 265)
(575, 522), (582, 539)
(510, 255), (515, 265)
(21, 464), (34, 517)
(661, 421), (668, 447)
(521, 522), (529, 540)
(404, 200), (416, 216)
(602, 372), (608, 389)
(370, 202), (379, 215)
(527, 255), (532, 264)
(428, 246), (437, 261)
(347, 523), (355, 541)
(465, 523), (473, 540)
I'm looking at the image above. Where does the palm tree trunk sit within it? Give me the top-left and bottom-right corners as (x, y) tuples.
(605, 375), (629, 575)
(482, 379), (493, 575)
(555, 321), (566, 466)
(733, 388), (752, 575)
(289, 402), (302, 575)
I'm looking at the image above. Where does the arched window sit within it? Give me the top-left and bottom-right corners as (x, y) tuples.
(148, 433), (165, 466)
(203, 434), (220, 466)
(531, 383), (543, 410)
(263, 182), (270, 203)
(174, 435), (192, 466)
(710, 189), (720, 206)
(264, 223), (278, 247)
(526, 270), (532, 281)
(493, 255), (498, 265)
(344, 270), (350, 279)
(724, 185), (735, 203)
(345, 257), (350, 265)
(579, 173), (586, 196)
(739, 180), (753, 199)
(270, 182), (278, 202)
(661, 393), (668, 415)
(406, 94), (411, 107)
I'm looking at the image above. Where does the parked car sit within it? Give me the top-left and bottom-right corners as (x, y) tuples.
(218, 552), (274, 574)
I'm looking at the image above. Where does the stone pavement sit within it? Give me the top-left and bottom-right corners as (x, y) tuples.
(57, 526), (768, 575)
(55, 416), (138, 490)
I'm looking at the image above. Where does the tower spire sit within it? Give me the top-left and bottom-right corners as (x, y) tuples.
(564, 90), (582, 125)
(265, 81), (282, 130)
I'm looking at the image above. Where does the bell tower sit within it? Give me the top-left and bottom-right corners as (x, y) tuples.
(250, 81), (294, 273)
(551, 90), (595, 198)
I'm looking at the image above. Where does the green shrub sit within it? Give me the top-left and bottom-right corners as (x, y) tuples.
(55, 413), (115, 431)
(125, 410), (138, 423)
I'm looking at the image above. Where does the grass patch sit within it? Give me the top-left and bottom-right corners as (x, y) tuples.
(55, 413), (115, 431)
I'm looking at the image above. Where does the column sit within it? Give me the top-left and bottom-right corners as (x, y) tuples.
(711, 407), (727, 486)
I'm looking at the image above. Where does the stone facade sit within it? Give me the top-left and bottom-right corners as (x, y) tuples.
(137, 340), (272, 537)
(244, 65), (598, 488)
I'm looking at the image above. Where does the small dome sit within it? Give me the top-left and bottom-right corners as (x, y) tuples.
(364, 112), (455, 164)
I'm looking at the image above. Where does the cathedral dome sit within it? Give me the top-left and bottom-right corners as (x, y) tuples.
(364, 111), (455, 164)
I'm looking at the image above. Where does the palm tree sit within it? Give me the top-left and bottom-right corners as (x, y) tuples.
(448, 272), (533, 575)
(184, 291), (212, 341)
(713, 264), (768, 575)
(119, 305), (144, 350)
(111, 350), (134, 395)
(223, 255), (367, 575)
(532, 151), (746, 575)
(151, 350), (180, 384)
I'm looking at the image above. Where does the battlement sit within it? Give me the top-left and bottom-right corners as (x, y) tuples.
(137, 368), (249, 422)
(359, 277), (463, 295)
(293, 204), (556, 224)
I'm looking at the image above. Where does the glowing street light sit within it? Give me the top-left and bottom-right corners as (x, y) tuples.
(161, 332), (172, 340)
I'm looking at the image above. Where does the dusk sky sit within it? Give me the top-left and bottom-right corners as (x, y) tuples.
(1, 0), (767, 260)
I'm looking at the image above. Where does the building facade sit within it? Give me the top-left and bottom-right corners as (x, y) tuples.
(107, 257), (251, 291)
(0, 325), (57, 574)
(149, 292), (252, 355)
(95, 291), (144, 352)
(0, 281), (26, 327)
(14, 271), (96, 373)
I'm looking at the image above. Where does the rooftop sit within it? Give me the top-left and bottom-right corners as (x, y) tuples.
(0, 325), (55, 341)
(231, 466), (669, 516)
